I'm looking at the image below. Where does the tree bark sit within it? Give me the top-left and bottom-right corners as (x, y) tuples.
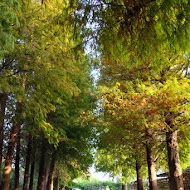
(29, 160), (35, 190)
(14, 126), (21, 190)
(145, 127), (158, 190)
(1, 100), (22, 190)
(136, 160), (143, 190)
(0, 92), (7, 183)
(43, 154), (52, 190)
(166, 129), (184, 190)
(122, 183), (128, 190)
(43, 164), (49, 190)
(37, 142), (47, 190)
(146, 143), (157, 190)
(46, 157), (55, 190)
(1, 66), (26, 190)
(23, 134), (32, 190)
(55, 170), (59, 190)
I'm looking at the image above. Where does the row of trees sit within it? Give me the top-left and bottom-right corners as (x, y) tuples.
(73, 0), (190, 190)
(1, 0), (190, 190)
(0, 0), (95, 189)
(95, 64), (190, 190)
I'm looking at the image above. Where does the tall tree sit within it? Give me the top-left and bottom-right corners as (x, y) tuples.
(37, 140), (47, 190)
(0, 0), (94, 188)
(14, 127), (21, 190)
(23, 133), (32, 190)
(136, 160), (143, 190)
(0, 92), (7, 181)
(29, 158), (35, 190)
(1, 97), (23, 190)
(46, 153), (55, 190)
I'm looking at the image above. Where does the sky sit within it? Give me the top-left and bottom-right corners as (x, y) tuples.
(89, 164), (119, 182)
(89, 166), (111, 181)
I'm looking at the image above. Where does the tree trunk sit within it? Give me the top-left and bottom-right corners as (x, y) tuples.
(1, 67), (26, 190)
(145, 127), (158, 190)
(55, 171), (59, 190)
(122, 183), (128, 190)
(1, 100), (22, 190)
(0, 93), (7, 183)
(23, 134), (32, 190)
(43, 156), (51, 190)
(166, 130), (184, 190)
(136, 160), (143, 190)
(14, 126), (21, 190)
(146, 143), (157, 190)
(46, 157), (55, 190)
(29, 160), (35, 190)
(37, 142), (46, 190)
(43, 165), (49, 190)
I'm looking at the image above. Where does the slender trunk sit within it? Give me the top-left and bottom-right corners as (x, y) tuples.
(1, 100), (22, 190)
(29, 160), (35, 190)
(23, 134), (32, 190)
(1, 66), (26, 190)
(55, 170), (59, 190)
(0, 93), (7, 181)
(46, 157), (55, 190)
(136, 160), (143, 190)
(37, 142), (46, 190)
(166, 129), (184, 190)
(56, 174), (59, 190)
(146, 143), (157, 190)
(44, 155), (53, 190)
(122, 183), (128, 190)
(145, 127), (157, 190)
(43, 165), (49, 190)
(14, 126), (21, 190)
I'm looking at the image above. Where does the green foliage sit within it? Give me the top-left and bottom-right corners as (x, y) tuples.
(73, 177), (122, 190)
(1, 0), (190, 188)
(77, 0), (190, 60)
(0, 0), (96, 146)
(0, 0), (96, 188)
(0, 0), (20, 56)
(96, 74), (190, 171)
(91, 7), (190, 179)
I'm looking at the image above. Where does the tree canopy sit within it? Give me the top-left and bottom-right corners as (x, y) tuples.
(0, 0), (190, 190)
